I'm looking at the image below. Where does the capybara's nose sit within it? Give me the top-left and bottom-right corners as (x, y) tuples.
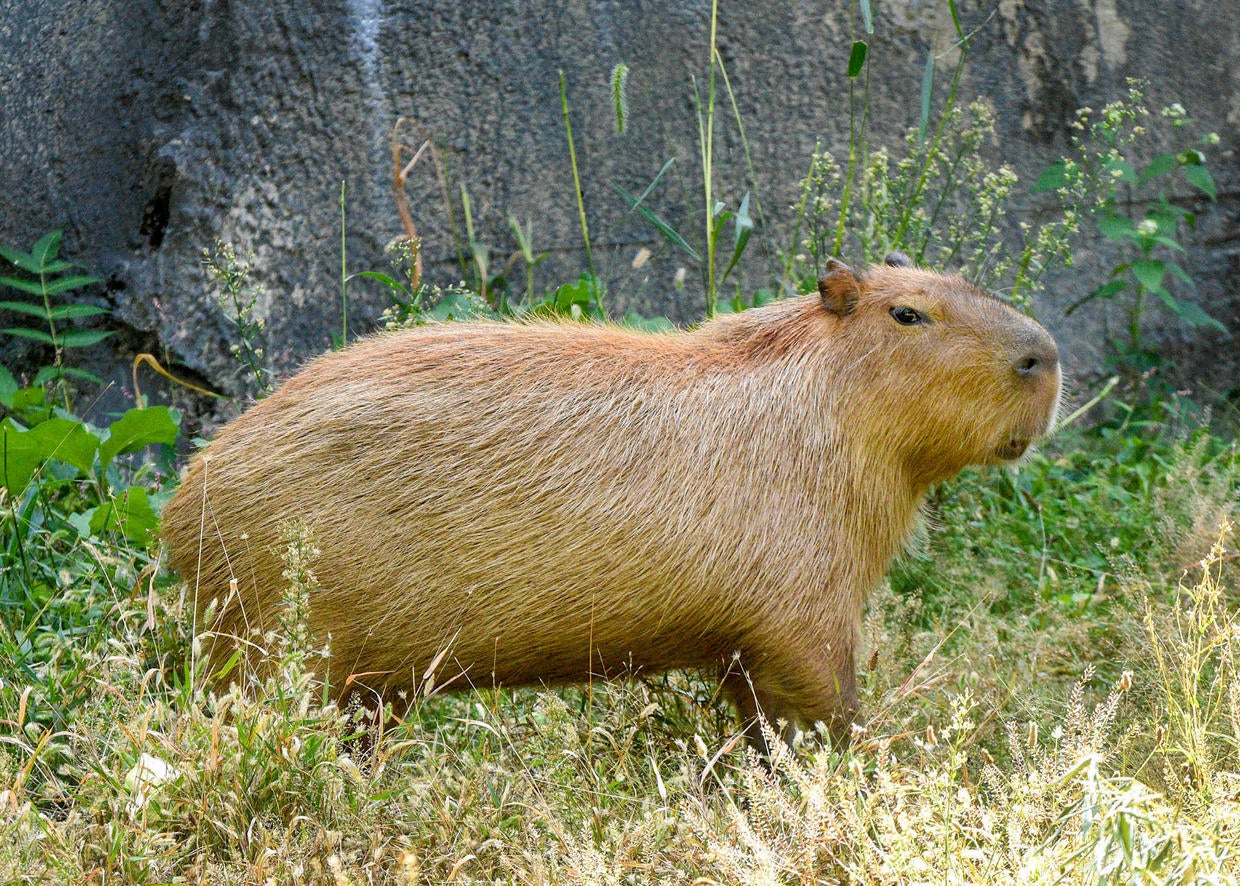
(1013, 329), (1059, 382)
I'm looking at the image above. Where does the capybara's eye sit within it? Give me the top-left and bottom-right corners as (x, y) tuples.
(889, 306), (926, 326)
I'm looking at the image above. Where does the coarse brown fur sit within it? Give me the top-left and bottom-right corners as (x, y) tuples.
(161, 257), (1061, 752)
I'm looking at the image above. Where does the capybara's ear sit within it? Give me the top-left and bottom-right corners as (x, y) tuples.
(884, 251), (914, 268)
(818, 258), (860, 316)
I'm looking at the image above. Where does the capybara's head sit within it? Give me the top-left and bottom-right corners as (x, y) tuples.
(815, 253), (1061, 486)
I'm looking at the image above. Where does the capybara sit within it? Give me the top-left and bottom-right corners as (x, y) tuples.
(162, 254), (1061, 751)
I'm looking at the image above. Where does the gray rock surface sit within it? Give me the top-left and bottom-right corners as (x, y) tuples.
(1, 0), (1236, 426)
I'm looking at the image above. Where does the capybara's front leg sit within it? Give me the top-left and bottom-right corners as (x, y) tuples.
(725, 644), (858, 756)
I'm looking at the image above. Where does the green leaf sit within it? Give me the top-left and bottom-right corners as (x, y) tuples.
(352, 271), (407, 294)
(918, 51), (934, 145)
(0, 301), (52, 320)
(2, 327), (56, 345)
(58, 329), (114, 348)
(99, 406), (181, 470)
(11, 386), (47, 413)
(612, 182), (700, 260)
(37, 260), (77, 275)
(1032, 161), (1068, 193)
(847, 41), (868, 78)
(1138, 153), (1177, 183)
(39, 274), (100, 297)
(1173, 300), (1226, 332)
(1166, 262), (1193, 286)
(1065, 279), (1126, 314)
(31, 230), (63, 268)
(0, 417), (100, 494)
(47, 303), (108, 320)
(0, 244), (39, 274)
(33, 365), (103, 386)
(1132, 259), (1166, 292)
(1103, 158), (1136, 183)
(721, 192), (753, 283)
(0, 276), (49, 296)
(89, 486), (159, 545)
(859, 0), (873, 33)
(1096, 212), (1135, 242)
(0, 367), (17, 409)
(1184, 164), (1216, 199)
(621, 311), (674, 333)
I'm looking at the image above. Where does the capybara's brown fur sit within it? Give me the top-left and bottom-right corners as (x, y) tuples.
(162, 256), (1061, 749)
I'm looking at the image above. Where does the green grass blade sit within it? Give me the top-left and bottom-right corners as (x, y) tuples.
(948, 0), (964, 38)
(611, 182), (700, 260)
(918, 50), (935, 145)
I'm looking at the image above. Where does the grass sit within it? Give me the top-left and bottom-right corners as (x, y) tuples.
(2, 5), (1235, 879)
(0, 419), (1235, 883)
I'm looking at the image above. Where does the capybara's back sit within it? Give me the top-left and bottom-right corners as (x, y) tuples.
(162, 256), (1060, 747)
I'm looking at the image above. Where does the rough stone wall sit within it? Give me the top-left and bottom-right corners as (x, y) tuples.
(1, 0), (1236, 422)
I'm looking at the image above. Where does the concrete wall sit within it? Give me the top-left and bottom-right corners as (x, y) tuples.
(1, 0), (1236, 422)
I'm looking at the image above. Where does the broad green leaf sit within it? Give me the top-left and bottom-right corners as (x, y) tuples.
(30, 230), (63, 267)
(1173, 300), (1227, 332)
(1184, 164), (1216, 199)
(0, 417), (100, 494)
(0, 301), (52, 320)
(11, 386), (47, 412)
(1150, 285), (1178, 312)
(1132, 259), (1166, 292)
(39, 274), (100, 297)
(58, 329), (114, 348)
(2, 327), (56, 345)
(99, 406), (180, 470)
(1096, 212), (1135, 242)
(89, 486), (159, 545)
(90, 488), (159, 545)
(621, 311), (674, 333)
(847, 41), (868, 78)
(1032, 160), (1068, 193)
(67, 508), (95, 538)
(1138, 153), (1177, 183)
